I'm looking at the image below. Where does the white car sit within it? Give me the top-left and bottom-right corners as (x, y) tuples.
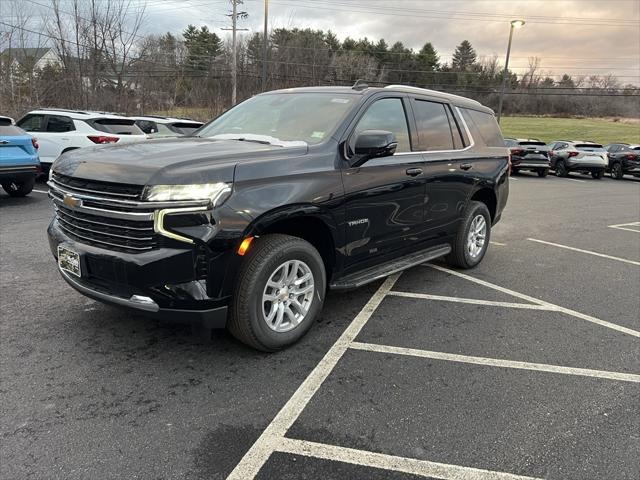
(0, 115), (15, 125)
(131, 116), (203, 138)
(15, 109), (147, 171)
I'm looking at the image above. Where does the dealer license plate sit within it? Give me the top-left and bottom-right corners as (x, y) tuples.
(58, 245), (81, 277)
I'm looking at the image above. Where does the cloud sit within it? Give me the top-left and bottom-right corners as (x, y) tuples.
(145, 0), (639, 81)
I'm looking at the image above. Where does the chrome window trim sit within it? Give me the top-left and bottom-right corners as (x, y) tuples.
(394, 106), (476, 156)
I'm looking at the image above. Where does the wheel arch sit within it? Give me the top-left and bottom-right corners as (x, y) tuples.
(469, 187), (497, 222)
(243, 204), (340, 280)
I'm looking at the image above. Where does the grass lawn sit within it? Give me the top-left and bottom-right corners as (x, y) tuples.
(500, 116), (640, 145)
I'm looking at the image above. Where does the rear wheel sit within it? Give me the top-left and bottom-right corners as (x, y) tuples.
(446, 201), (491, 269)
(611, 162), (624, 179)
(591, 170), (604, 179)
(2, 177), (35, 197)
(228, 234), (326, 351)
(537, 168), (549, 178)
(555, 160), (568, 177)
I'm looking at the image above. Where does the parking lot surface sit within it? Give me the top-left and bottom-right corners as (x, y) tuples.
(1, 173), (639, 479)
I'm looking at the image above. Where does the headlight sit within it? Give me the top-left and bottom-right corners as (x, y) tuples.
(143, 182), (232, 205)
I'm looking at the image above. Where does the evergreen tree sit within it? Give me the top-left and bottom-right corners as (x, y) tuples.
(416, 42), (439, 86)
(183, 25), (223, 71)
(451, 40), (477, 72)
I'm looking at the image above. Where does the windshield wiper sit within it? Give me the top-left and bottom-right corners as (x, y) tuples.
(234, 137), (271, 145)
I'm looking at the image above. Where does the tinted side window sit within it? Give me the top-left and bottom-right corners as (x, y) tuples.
(46, 115), (75, 132)
(17, 114), (45, 132)
(412, 100), (454, 151)
(353, 98), (410, 153)
(461, 108), (504, 147)
(136, 120), (157, 134)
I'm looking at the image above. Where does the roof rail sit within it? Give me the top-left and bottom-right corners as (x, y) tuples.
(352, 79), (369, 91)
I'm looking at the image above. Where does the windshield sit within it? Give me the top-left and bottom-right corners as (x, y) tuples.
(197, 93), (357, 145)
(575, 143), (604, 151)
(520, 141), (546, 146)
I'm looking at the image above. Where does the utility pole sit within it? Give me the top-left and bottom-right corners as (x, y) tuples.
(262, 0), (268, 91)
(222, 0), (248, 106)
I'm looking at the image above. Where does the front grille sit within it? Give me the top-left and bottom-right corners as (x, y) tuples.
(55, 204), (159, 252)
(51, 172), (144, 200)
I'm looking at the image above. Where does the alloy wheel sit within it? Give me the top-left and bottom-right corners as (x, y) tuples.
(262, 260), (315, 333)
(466, 214), (487, 259)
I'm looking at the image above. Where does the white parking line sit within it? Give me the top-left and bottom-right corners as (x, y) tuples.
(609, 221), (640, 233)
(388, 291), (553, 310)
(528, 238), (640, 266)
(490, 241), (506, 246)
(277, 437), (543, 480)
(350, 342), (640, 383)
(427, 264), (640, 338)
(564, 177), (586, 183)
(227, 274), (401, 479)
(32, 189), (48, 194)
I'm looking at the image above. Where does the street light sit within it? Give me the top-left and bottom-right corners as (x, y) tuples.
(497, 19), (525, 123)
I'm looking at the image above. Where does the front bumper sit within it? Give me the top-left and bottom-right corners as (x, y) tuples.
(48, 219), (229, 328)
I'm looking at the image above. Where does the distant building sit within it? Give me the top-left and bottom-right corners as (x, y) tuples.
(0, 47), (62, 72)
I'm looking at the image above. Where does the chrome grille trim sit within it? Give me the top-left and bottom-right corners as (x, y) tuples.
(54, 206), (154, 231)
(57, 215), (155, 242)
(50, 176), (140, 199)
(57, 222), (155, 251)
(49, 190), (154, 221)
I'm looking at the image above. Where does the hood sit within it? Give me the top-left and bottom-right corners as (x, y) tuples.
(53, 137), (308, 185)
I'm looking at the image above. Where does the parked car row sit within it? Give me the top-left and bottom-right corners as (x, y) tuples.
(505, 137), (639, 180)
(9, 108), (204, 174)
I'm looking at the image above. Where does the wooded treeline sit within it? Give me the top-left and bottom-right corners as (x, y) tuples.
(1, 0), (638, 120)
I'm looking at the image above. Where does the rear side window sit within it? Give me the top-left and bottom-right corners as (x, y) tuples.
(168, 122), (202, 135)
(0, 125), (26, 135)
(89, 119), (144, 135)
(353, 98), (411, 153)
(461, 108), (504, 147)
(135, 120), (157, 134)
(412, 100), (454, 151)
(47, 115), (75, 132)
(17, 114), (45, 132)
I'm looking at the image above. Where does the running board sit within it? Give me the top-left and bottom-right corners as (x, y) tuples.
(330, 244), (451, 290)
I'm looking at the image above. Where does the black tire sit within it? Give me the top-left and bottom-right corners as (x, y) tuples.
(555, 160), (568, 177)
(228, 234), (326, 351)
(591, 170), (604, 179)
(611, 162), (624, 180)
(2, 177), (35, 197)
(537, 168), (549, 178)
(446, 201), (491, 269)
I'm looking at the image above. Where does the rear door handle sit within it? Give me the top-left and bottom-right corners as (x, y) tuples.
(460, 163), (473, 171)
(405, 167), (423, 177)
(0, 140), (9, 144)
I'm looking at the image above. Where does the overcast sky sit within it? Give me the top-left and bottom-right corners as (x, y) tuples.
(138, 0), (640, 83)
(8, 0), (640, 83)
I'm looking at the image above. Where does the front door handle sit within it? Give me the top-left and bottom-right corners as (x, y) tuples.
(460, 163), (473, 171)
(405, 167), (423, 177)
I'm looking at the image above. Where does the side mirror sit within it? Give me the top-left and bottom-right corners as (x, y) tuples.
(350, 130), (398, 167)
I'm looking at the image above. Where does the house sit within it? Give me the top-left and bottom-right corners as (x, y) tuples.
(0, 47), (62, 72)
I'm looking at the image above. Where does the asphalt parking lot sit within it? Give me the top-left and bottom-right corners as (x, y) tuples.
(1, 173), (639, 479)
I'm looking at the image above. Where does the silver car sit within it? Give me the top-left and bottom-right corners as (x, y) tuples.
(548, 140), (608, 179)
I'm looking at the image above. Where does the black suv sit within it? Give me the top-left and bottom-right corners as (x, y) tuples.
(605, 143), (640, 179)
(504, 138), (550, 177)
(47, 85), (509, 351)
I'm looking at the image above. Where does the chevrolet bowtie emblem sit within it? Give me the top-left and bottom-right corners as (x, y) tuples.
(63, 194), (82, 208)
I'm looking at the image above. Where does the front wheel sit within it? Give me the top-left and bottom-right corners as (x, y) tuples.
(591, 170), (604, 179)
(537, 168), (549, 178)
(446, 201), (491, 269)
(2, 177), (35, 197)
(228, 234), (326, 351)
(611, 162), (624, 179)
